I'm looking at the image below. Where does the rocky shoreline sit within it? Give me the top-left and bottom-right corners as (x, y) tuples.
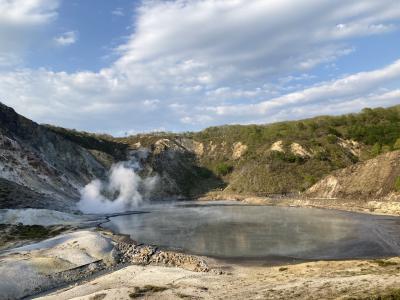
(0, 223), (218, 300)
(198, 192), (400, 216)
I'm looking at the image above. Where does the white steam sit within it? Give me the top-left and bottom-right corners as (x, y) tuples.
(77, 153), (158, 214)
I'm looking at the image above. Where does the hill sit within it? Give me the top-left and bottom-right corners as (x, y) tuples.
(306, 150), (400, 200)
(48, 105), (400, 198)
(0, 103), (109, 210)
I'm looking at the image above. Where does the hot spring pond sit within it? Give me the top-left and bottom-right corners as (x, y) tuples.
(101, 202), (400, 261)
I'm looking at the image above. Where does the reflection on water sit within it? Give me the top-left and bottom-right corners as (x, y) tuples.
(102, 202), (400, 260)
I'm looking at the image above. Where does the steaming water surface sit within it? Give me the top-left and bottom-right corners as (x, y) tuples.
(102, 202), (400, 260)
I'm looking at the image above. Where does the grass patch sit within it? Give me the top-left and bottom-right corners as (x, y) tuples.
(14, 224), (53, 239)
(129, 285), (168, 298)
(177, 293), (192, 299)
(215, 162), (233, 176)
(0, 224), (69, 250)
(394, 176), (400, 192)
(372, 259), (398, 267)
(361, 288), (400, 300)
(90, 293), (107, 300)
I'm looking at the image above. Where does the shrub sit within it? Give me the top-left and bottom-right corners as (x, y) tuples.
(395, 176), (400, 192)
(371, 143), (381, 156)
(215, 162), (233, 176)
(327, 127), (342, 137)
(381, 145), (392, 153)
(326, 134), (338, 144)
(394, 138), (400, 150)
(304, 174), (317, 186)
(315, 150), (329, 161)
(196, 167), (213, 179)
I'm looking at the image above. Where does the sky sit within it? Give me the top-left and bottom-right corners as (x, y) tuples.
(0, 0), (399, 136)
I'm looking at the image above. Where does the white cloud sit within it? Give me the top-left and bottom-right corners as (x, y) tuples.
(264, 89), (400, 123)
(0, 0), (59, 66)
(54, 31), (78, 46)
(115, 0), (400, 78)
(0, 0), (399, 133)
(205, 59), (400, 120)
(112, 7), (124, 17)
(0, 0), (59, 25)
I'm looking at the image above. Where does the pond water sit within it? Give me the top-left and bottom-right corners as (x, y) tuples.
(101, 202), (400, 260)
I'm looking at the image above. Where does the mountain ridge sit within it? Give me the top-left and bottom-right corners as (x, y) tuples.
(1, 102), (400, 211)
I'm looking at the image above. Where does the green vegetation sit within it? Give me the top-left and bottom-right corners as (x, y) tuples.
(191, 106), (400, 156)
(363, 288), (400, 300)
(129, 285), (168, 298)
(372, 259), (398, 267)
(394, 176), (400, 192)
(45, 105), (400, 196)
(393, 138), (400, 150)
(12, 224), (51, 239)
(185, 105), (400, 194)
(215, 162), (233, 176)
(0, 224), (69, 250)
(371, 143), (382, 156)
(45, 125), (128, 160)
(90, 294), (107, 300)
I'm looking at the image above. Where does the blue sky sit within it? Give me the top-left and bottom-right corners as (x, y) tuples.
(25, 1), (136, 72)
(0, 0), (399, 135)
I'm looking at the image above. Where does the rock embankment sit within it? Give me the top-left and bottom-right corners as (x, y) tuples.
(115, 236), (209, 272)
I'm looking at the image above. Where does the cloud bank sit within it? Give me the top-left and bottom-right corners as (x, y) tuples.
(0, 0), (399, 133)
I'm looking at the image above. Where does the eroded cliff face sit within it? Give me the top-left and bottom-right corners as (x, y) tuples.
(0, 103), (110, 210)
(306, 151), (400, 200)
(128, 138), (224, 198)
(119, 134), (365, 197)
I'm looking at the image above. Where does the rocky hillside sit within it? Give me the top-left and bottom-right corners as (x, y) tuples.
(116, 106), (400, 196)
(1, 103), (399, 210)
(306, 151), (400, 200)
(0, 103), (111, 210)
(46, 105), (400, 199)
(48, 132), (225, 199)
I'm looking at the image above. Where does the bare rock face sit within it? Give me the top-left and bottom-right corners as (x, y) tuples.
(270, 140), (285, 153)
(306, 175), (341, 199)
(290, 143), (311, 158)
(337, 138), (362, 158)
(232, 142), (248, 160)
(0, 102), (109, 210)
(306, 151), (400, 200)
(179, 138), (205, 156)
(153, 139), (186, 154)
(135, 138), (223, 198)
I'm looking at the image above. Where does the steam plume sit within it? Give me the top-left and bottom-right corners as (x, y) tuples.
(77, 154), (158, 214)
